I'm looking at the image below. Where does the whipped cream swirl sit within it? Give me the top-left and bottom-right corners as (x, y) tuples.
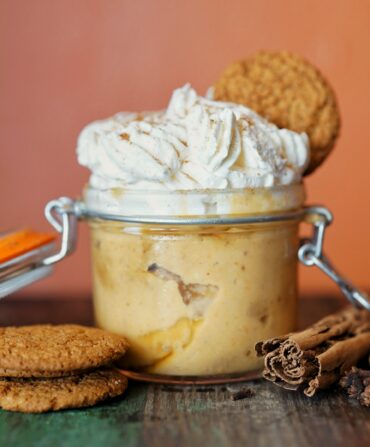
(77, 84), (309, 191)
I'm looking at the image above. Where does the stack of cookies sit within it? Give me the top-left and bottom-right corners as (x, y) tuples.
(0, 324), (129, 413)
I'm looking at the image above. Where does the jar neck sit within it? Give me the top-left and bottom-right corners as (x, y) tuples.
(82, 183), (306, 218)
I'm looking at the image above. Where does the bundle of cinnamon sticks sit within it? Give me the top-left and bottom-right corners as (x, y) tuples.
(255, 306), (370, 401)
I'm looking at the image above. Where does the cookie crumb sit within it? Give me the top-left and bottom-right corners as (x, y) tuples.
(231, 387), (255, 401)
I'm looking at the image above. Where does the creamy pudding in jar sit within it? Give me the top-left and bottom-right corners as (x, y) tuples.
(77, 85), (309, 376)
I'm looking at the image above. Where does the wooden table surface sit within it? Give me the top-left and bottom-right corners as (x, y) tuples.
(0, 296), (368, 447)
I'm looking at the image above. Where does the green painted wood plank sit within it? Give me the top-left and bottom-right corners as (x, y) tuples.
(0, 383), (148, 447)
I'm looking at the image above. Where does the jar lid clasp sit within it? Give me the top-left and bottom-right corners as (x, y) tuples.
(299, 207), (370, 311)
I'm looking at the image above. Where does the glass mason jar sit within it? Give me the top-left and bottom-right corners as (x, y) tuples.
(84, 183), (305, 377)
(2, 185), (368, 381)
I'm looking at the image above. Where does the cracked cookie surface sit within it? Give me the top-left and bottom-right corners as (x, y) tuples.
(0, 324), (129, 377)
(213, 50), (340, 174)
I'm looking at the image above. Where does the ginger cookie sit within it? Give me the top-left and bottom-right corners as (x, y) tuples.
(0, 368), (128, 413)
(0, 325), (129, 377)
(213, 51), (340, 174)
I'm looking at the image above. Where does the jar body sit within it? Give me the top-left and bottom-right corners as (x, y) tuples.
(89, 217), (300, 376)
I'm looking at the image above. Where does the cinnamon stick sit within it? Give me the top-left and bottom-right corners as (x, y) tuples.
(255, 307), (370, 396)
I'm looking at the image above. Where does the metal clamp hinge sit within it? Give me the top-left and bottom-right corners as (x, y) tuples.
(43, 197), (79, 266)
(298, 206), (370, 311)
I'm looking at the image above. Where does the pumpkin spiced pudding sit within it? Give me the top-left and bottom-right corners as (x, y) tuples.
(77, 81), (311, 376)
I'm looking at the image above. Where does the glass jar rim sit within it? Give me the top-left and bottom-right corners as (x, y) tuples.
(81, 182), (306, 219)
(84, 182), (303, 196)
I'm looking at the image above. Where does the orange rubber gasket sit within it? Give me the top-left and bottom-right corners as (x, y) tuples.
(0, 229), (56, 264)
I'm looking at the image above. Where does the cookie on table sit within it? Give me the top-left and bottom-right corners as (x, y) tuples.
(0, 368), (128, 413)
(0, 324), (129, 378)
(213, 50), (340, 174)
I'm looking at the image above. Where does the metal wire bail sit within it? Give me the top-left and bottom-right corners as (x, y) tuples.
(43, 197), (78, 266)
(299, 207), (370, 311)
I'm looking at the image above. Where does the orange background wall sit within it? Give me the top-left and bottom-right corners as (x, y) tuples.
(1, 0), (369, 298)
